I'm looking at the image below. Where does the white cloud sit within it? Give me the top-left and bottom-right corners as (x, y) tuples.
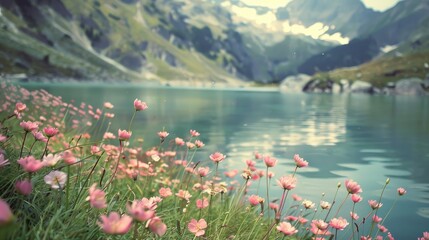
(360, 0), (401, 11)
(230, 5), (277, 25)
(283, 21), (349, 44)
(223, 1), (350, 44)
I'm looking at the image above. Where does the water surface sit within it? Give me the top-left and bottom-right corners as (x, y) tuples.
(24, 83), (429, 238)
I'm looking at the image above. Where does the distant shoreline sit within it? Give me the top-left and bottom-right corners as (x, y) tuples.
(6, 78), (280, 93)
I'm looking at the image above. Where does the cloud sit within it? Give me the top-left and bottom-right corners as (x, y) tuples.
(230, 5), (277, 25)
(360, 0), (401, 11)
(282, 22), (349, 44)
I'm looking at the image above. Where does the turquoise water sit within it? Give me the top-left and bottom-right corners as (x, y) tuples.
(24, 83), (429, 238)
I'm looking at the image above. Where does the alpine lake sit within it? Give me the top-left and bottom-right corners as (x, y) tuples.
(22, 82), (429, 239)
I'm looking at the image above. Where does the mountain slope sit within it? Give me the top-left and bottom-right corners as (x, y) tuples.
(296, 0), (429, 76)
(0, 0), (245, 84)
(0, 0), (427, 84)
(276, 0), (379, 39)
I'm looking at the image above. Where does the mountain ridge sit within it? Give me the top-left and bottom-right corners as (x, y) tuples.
(0, 0), (427, 85)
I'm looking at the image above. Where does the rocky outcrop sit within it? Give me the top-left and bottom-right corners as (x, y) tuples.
(394, 78), (426, 95)
(280, 74), (312, 93)
(350, 80), (373, 93)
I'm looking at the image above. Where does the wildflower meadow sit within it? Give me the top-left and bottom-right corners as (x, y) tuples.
(0, 81), (427, 240)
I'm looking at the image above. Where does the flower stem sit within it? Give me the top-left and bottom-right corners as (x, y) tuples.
(369, 180), (389, 236)
(41, 137), (51, 158)
(19, 131), (28, 158)
(103, 141), (123, 190)
(128, 111), (136, 132)
(265, 167), (270, 220)
(324, 184), (340, 222)
(334, 193), (350, 218)
(66, 165), (71, 209)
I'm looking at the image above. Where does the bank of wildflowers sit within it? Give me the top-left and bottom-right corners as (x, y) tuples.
(0, 81), (427, 240)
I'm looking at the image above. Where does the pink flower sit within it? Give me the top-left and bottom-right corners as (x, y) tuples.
(263, 155), (277, 168)
(147, 217), (167, 236)
(269, 203), (279, 212)
(104, 102), (114, 109)
(127, 198), (156, 222)
(276, 222), (298, 236)
(42, 153), (61, 167)
(378, 224), (388, 232)
(397, 187), (406, 196)
(351, 194), (362, 203)
(209, 152), (225, 163)
(329, 217), (349, 230)
(418, 232), (429, 240)
(0, 134), (7, 142)
(387, 232), (394, 240)
(224, 170), (238, 178)
(103, 132), (116, 139)
(197, 167), (210, 177)
(15, 180), (32, 195)
(61, 150), (77, 165)
(293, 154), (308, 168)
(134, 99), (148, 111)
(175, 137), (185, 146)
(311, 220), (329, 233)
(157, 131), (169, 139)
(254, 151), (262, 159)
(372, 215), (382, 223)
(292, 194), (302, 201)
(118, 129), (132, 141)
(248, 195), (264, 206)
(15, 102), (27, 112)
(345, 179), (362, 194)
(277, 175), (297, 190)
(196, 198), (209, 209)
(20, 121), (38, 132)
(188, 219), (207, 237)
(350, 212), (359, 220)
(44, 171), (67, 189)
(175, 190), (192, 201)
(286, 215), (298, 221)
(98, 212), (133, 235)
(190, 129), (200, 137)
(195, 140), (204, 148)
(18, 156), (44, 173)
(43, 127), (59, 137)
(0, 199), (14, 225)
(368, 200), (383, 209)
(32, 131), (47, 142)
(159, 187), (172, 198)
(87, 184), (107, 209)
(186, 142), (195, 149)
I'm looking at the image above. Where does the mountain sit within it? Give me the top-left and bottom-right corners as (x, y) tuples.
(0, 0), (245, 84)
(297, 0), (429, 76)
(360, 0), (429, 46)
(276, 0), (379, 39)
(0, 0), (427, 85)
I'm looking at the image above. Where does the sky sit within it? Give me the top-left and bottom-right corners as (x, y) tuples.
(239, 0), (402, 11)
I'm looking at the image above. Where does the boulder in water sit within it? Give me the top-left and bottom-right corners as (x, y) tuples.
(395, 78), (426, 95)
(280, 74), (312, 93)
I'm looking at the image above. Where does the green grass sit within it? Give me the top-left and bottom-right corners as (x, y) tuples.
(312, 50), (429, 88)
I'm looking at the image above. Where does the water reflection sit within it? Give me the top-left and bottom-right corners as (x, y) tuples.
(23, 84), (429, 238)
